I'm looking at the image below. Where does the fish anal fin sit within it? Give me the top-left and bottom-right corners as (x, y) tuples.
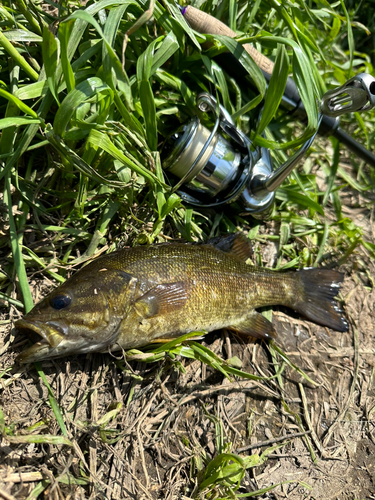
(134, 281), (191, 319)
(208, 233), (253, 262)
(228, 312), (277, 340)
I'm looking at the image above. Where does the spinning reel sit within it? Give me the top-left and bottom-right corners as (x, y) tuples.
(162, 73), (375, 217)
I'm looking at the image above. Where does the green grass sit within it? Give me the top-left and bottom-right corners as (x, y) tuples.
(1, 0), (375, 497)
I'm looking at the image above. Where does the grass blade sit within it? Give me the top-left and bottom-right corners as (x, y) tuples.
(0, 30), (39, 81)
(35, 363), (69, 438)
(87, 128), (165, 185)
(59, 20), (75, 94)
(42, 26), (59, 104)
(0, 117), (41, 129)
(256, 44), (289, 135)
(6, 434), (73, 446)
(3, 176), (33, 312)
(53, 77), (113, 137)
(0, 88), (39, 118)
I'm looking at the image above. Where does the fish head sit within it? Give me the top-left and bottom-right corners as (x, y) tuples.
(15, 267), (137, 363)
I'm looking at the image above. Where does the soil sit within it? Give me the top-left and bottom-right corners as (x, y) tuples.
(0, 165), (375, 499)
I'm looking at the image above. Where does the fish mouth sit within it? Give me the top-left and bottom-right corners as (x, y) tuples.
(14, 319), (65, 364)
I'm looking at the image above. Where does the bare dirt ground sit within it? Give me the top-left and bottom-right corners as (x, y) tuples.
(0, 171), (374, 499)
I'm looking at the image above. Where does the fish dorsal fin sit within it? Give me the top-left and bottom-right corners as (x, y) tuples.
(207, 233), (253, 262)
(134, 281), (191, 319)
(228, 311), (276, 340)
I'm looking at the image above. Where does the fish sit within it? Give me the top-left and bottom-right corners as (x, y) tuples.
(14, 233), (348, 363)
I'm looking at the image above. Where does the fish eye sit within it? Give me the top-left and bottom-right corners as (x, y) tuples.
(49, 294), (71, 310)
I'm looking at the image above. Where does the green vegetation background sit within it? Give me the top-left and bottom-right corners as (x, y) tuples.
(0, 0), (375, 497)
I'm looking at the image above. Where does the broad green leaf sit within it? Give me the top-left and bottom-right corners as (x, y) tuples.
(3, 176), (33, 312)
(138, 79), (157, 150)
(337, 166), (370, 191)
(259, 35), (318, 134)
(0, 31), (39, 81)
(42, 26), (59, 104)
(46, 127), (130, 188)
(53, 77), (113, 137)
(150, 31), (179, 76)
(0, 88), (39, 118)
(245, 0), (262, 27)
(59, 20), (75, 94)
(14, 81), (49, 100)
(199, 453), (245, 490)
(64, 9), (133, 106)
(212, 60), (231, 112)
(163, 0), (201, 50)
(155, 69), (194, 108)
(0, 117), (41, 129)
(276, 188), (324, 216)
(71, 40), (102, 73)
(87, 129), (164, 186)
(103, 2), (138, 46)
(232, 94), (263, 120)
(338, 0), (354, 73)
(137, 37), (159, 81)
(35, 363), (69, 437)
(256, 44), (289, 135)
(102, 3), (136, 94)
(77, 0), (142, 37)
(267, 0), (321, 56)
(2, 29), (43, 43)
(160, 193), (181, 218)
(137, 39), (161, 150)
(229, 0), (237, 31)
(213, 34), (267, 97)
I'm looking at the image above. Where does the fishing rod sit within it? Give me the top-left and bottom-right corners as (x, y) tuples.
(179, 5), (375, 168)
(160, 5), (375, 217)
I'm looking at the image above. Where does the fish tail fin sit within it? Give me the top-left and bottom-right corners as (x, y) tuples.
(294, 268), (348, 332)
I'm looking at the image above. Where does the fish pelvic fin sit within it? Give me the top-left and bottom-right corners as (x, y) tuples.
(294, 268), (348, 332)
(207, 233), (253, 262)
(229, 311), (277, 340)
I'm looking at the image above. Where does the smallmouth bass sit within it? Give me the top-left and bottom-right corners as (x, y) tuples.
(15, 234), (348, 363)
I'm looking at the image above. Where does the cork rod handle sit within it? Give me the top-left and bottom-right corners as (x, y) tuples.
(182, 5), (274, 76)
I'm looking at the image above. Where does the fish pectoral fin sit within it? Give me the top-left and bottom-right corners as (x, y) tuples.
(228, 312), (277, 340)
(134, 281), (191, 319)
(208, 233), (253, 262)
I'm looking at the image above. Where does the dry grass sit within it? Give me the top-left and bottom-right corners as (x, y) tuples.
(1, 203), (375, 499)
